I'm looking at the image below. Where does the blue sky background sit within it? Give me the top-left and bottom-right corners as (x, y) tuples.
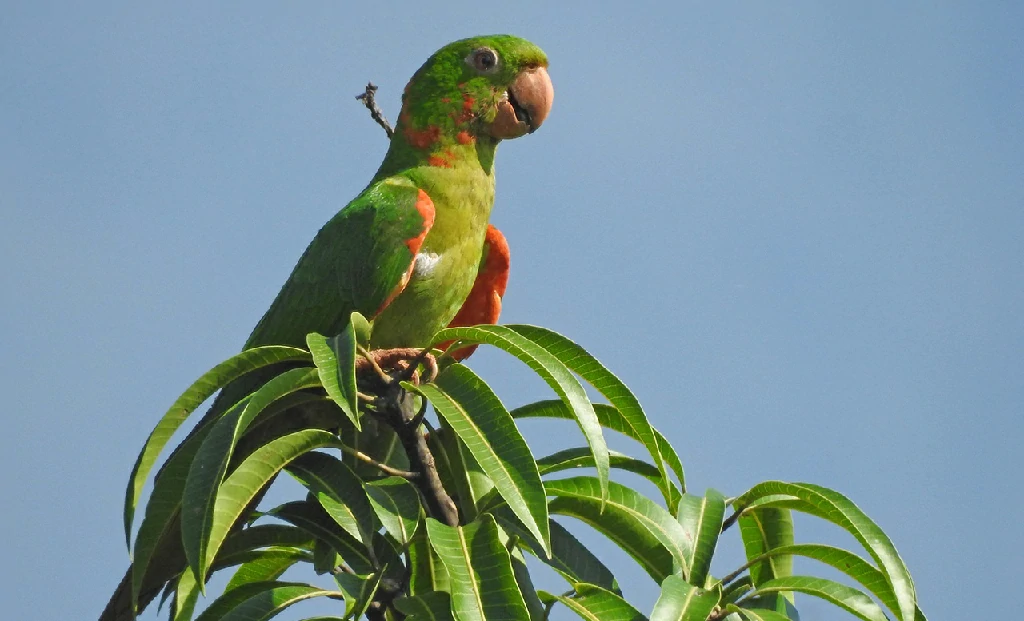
(3, 2), (1021, 619)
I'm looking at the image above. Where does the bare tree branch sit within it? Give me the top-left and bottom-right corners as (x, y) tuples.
(356, 82), (394, 139)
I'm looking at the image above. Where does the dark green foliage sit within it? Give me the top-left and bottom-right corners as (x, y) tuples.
(104, 319), (925, 621)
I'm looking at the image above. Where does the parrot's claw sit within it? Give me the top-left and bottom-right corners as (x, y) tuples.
(356, 347), (438, 392)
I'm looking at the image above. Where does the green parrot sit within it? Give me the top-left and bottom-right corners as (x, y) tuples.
(250, 34), (551, 351)
(101, 35), (552, 620)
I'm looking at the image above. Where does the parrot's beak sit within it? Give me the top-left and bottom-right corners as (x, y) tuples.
(488, 66), (553, 139)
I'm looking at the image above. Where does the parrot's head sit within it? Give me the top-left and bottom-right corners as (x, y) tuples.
(396, 35), (553, 151)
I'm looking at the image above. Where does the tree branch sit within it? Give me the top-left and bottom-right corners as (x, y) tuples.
(356, 82), (394, 139)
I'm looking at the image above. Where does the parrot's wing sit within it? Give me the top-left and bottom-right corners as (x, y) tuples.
(441, 223), (510, 361)
(246, 175), (435, 349)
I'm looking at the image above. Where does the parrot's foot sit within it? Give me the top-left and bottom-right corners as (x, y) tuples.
(356, 347), (438, 392)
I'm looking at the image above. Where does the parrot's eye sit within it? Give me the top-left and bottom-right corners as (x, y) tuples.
(468, 47), (499, 74)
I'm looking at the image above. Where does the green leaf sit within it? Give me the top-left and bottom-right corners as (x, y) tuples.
(132, 422), (211, 605)
(215, 524), (314, 562)
(409, 527), (451, 594)
(507, 325), (682, 503)
(285, 451), (380, 547)
(395, 592), (456, 621)
(224, 548), (309, 592)
(428, 422), (486, 521)
(512, 400), (683, 508)
(313, 537), (340, 575)
(307, 330), (361, 429)
(430, 325), (609, 505)
(195, 430), (342, 582)
(492, 507), (618, 592)
(545, 476), (690, 582)
(364, 476), (422, 545)
(124, 345), (311, 547)
(721, 576), (754, 605)
(171, 567), (200, 621)
(649, 575), (721, 621)
(731, 543), (922, 621)
(735, 482), (917, 621)
(724, 604), (793, 621)
(350, 311), (372, 347)
(747, 576), (889, 621)
(677, 489), (726, 587)
(183, 368), (321, 589)
(411, 363), (549, 553)
(270, 500), (375, 575)
(425, 515), (531, 621)
(538, 448), (673, 494)
(510, 546), (546, 621)
(334, 571), (383, 620)
(193, 581), (342, 621)
(737, 506), (794, 614)
(342, 418), (409, 479)
(539, 583), (645, 621)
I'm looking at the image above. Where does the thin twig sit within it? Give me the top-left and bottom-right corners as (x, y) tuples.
(356, 82), (394, 139)
(721, 509), (743, 533)
(396, 347), (439, 384)
(358, 345), (393, 385)
(341, 446), (419, 479)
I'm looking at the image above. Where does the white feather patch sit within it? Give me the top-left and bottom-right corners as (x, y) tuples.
(414, 252), (441, 277)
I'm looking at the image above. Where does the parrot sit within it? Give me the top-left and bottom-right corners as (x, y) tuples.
(248, 34), (551, 353)
(101, 35), (552, 620)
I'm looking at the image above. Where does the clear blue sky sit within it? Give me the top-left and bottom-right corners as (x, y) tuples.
(3, 3), (1021, 619)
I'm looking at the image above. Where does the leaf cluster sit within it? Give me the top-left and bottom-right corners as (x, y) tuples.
(106, 317), (924, 621)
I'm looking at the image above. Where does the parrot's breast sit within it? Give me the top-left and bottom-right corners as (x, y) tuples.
(369, 164), (495, 348)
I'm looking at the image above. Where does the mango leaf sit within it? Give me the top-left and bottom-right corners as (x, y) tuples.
(737, 506), (794, 614)
(215, 524), (314, 563)
(508, 325), (680, 504)
(183, 368), (321, 588)
(364, 476), (422, 545)
(194, 430), (342, 582)
(510, 546), (546, 621)
(425, 515), (531, 621)
(724, 604), (793, 621)
(334, 571), (383, 620)
(538, 448), (676, 495)
(538, 583), (645, 621)
(512, 400), (683, 508)
(124, 345), (310, 547)
(650, 575), (721, 621)
(132, 421), (213, 605)
(170, 567), (200, 621)
(307, 329), (360, 429)
(349, 311), (372, 347)
(746, 576), (888, 621)
(193, 581), (342, 621)
(735, 482), (917, 621)
(430, 325), (609, 505)
(427, 423), (482, 522)
(395, 592), (455, 621)
(722, 576), (754, 605)
(224, 548), (310, 592)
(545, 476), (690, 582)
(677, 489), (726, 587)
(492, 506), (618, 592)
(410, 363), (549, 553)
(342, 417), (409, 479)
(269, 500), (374, 575)
(728, 543), (925, 621)
(408, 527), (450, 594)
(313, 537), (340, 575)
(285, 451), (380, 547)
